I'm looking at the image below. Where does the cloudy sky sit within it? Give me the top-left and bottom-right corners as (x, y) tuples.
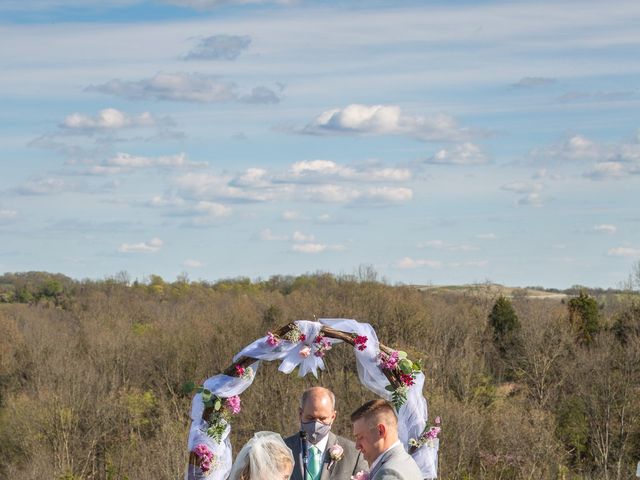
(1, 0), (639, 288)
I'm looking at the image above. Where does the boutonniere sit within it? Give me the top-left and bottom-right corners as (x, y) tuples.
(351, 471), (369, 480)
(327, 444), (344, 470)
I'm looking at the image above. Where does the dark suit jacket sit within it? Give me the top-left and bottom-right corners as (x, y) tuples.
(284, 431), (368, 480)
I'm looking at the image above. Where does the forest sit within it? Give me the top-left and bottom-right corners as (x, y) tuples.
(0, 270), (639, 479)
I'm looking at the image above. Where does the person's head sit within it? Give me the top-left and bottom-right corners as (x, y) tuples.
(230, 432), (294, 480)
(299, 386), (337, 444)
(350, 399), (398, 465)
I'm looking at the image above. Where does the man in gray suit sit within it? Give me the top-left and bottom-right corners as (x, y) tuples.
(285, 387), (367, 480)
(351, 399), (423, 480)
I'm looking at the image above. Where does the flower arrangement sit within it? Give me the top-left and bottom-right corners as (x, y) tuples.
(234, 364), (254, 380)
(353, 335), (368, 351)
(314, 334), (333, 357)
(192, 443), (216, 475)
(283, 324), (306, 343)
(378, 350), (422, 410)
(187, 386), (242, 443)
(328, 444), (344, 470)
(409, 416), (442, 450)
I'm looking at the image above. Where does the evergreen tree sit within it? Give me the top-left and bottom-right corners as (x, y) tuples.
(488, 295), (521, 357)
(568, 290), (600, 345)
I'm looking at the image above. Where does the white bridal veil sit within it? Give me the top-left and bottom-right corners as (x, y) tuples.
(227, 431), (294, 480)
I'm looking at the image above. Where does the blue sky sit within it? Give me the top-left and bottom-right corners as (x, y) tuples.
(1, 0), (639, 288)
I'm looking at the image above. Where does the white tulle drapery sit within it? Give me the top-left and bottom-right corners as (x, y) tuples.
(185, 319), (438, 480)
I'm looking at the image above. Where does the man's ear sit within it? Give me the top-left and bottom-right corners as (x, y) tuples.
(378, 423), (386, 438)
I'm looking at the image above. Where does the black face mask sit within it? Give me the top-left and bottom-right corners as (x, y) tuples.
(300, 420), (332, 444)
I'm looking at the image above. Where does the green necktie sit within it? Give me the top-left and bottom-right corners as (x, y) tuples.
(307, 445), (321, 480)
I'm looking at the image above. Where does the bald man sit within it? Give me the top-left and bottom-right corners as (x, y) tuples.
(284, 387), (367, 480)
(351, 399), (423, 480)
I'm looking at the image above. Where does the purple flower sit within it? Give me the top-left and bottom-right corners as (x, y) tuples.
(379, 351), (399, 370)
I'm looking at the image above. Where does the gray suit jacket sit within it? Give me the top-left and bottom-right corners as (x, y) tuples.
(284, 431), (368, 480)
(369, 444), (423, 480)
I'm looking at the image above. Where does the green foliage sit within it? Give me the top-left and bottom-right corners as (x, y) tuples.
(489, 296), (520, 342)
(556, 397), (589, 464)
(568, 291), (601, 345)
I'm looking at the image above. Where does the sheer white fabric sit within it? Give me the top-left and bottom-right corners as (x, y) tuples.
(227, 431), (294, 480)
(320, 318), (438, 479)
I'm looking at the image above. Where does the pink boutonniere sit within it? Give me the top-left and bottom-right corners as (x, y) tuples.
(328, 444), (344, 470)
(351, 470), (369, 480)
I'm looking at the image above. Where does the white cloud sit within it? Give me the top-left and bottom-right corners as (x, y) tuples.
(292, 230), (314, 242)
(108, 152), (202, 168)
(511, 76), (556, 88)
(593, 224), (617, 234)
(397, 257), (443, 269)
(518, 192), (544, 207)
(302, 104), (469, 142)
(183, 259), (204, 268)
(62, 108), (159, 130)
(449, 260), (489, 268)
(118, 237), (163, 253)
(194, 201), (231, 217)
(476, 233), (497, 240)
(260, 228), (288, 241)
(183, 34), (251, 60)
(14, 177), (70, 195)
(501, 181), (543, 194)
(286, 159), (411, 183)
(583, 161), (627, 180)
(292, 242), (346, 254)
(426, 143), (488, 165)
(282, 210), (301, 221)
(0, 209), (18, 221)
(418, 240), (479, 251)
(86, 72), (281, 104)
(607, 246), (640, 258)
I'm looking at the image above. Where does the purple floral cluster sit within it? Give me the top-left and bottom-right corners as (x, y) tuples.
(378, 351), (399, 370)
(193, 443), (215, 473)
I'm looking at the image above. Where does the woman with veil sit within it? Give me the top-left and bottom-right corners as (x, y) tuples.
(228, 431), (294, 480)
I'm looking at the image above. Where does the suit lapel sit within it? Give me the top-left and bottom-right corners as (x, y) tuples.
(319, 432), (337, 480)
(291, 433), (305, 480)
(370, 444), (401, 479)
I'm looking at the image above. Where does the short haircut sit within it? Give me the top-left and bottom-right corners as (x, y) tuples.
(300, 387), (336, 410)
(350, 399), (397, 426)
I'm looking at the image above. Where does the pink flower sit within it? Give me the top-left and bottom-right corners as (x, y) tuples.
(400, 373), (415, 386)
(235, 364), (245, 377)
(351, 471), (369, 480)
(299, 333), (306, 342)
(379, 351), (399, 370)
(425, 426), (441, 439)
(354, 335), (368, 351)
(193, 443), (215, 473)
(299, 346), (311, 358)
(266, 331), (280, 346)
(225, 395), (241, 415)
(434, 416), (441, 425)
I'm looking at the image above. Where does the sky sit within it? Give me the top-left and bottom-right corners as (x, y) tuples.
(1, 0), (639, 288)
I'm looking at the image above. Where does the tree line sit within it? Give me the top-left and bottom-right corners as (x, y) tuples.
(0, 270), (639, 479)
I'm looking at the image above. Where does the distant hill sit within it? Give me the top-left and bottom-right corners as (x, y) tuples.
(414, 283), (569, 300)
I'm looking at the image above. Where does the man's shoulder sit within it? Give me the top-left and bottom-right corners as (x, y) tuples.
(284, 432), (300, 448)
(332, 434), (357, 451)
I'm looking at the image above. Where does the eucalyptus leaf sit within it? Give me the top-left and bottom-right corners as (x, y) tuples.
(398, 351), (408, 360)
